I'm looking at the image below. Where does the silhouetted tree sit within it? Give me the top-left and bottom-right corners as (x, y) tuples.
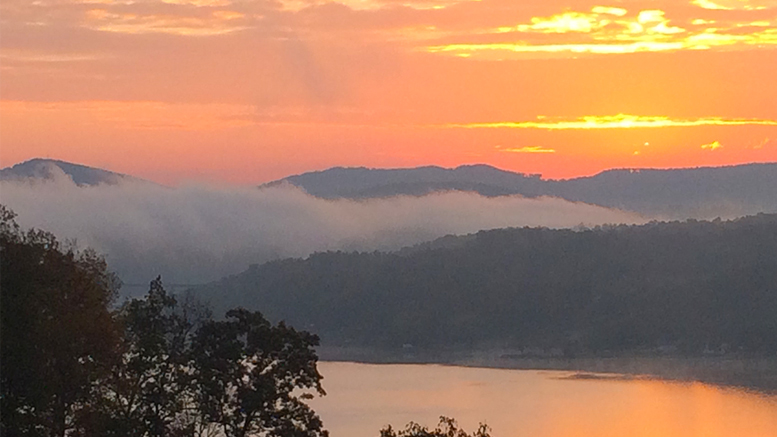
(192, 308), (327, 437)
(1, 206), (329, 437)
(1, 205), (121, 437)
(95, 282), (328, 437)
(95, 277), (210, 436)
(380, 417), (491, 437)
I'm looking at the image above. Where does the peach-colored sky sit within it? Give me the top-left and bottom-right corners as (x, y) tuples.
(1, 0), (776, 184)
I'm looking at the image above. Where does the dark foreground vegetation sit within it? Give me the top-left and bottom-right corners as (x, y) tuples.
(0, 205), (491, 435)
(1, 206), (326, 437)
(380, 417), (490, 437)
(199, 214), (777, 356)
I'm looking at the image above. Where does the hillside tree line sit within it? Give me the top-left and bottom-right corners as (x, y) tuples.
(199, 214), (777, 355)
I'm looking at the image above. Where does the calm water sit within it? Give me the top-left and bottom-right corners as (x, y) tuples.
(309, 362), (777, 437)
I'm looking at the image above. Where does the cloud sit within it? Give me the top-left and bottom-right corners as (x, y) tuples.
(425, 3), (777, 59)
(692, 0), (772, 10)
(693, 0), (733, 10)
(82, 7), (252, 35)
(443, 114), (777, 130)
(591, 6), (627, 17)
(12, 102), (773, 134)
(701, 140), (723, 150)
(754, 137), (774, 149)
(4, 0), (775, 54)
(0, 176), (646, 287)
(279, 0), (472, 12)
(498, 146), (556, 153)
(0, 100), (257, 130)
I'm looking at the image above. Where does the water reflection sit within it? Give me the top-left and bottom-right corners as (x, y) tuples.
(309, 362), (777, 437)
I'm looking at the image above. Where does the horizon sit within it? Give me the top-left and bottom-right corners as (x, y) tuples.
(4, 156), (777, 186)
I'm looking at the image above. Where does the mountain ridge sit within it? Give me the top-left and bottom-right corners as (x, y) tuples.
(263, 162), (777, 219)
(0, 158), (155, 186)
(268, 162), (777, 184)
(4, 158), (776, 219)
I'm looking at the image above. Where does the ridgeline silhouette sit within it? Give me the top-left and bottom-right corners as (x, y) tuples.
(196, 214), (777, 355)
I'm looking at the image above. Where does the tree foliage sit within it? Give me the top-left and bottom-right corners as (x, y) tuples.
(192, 309), (327, 437)
(1, 205), (120, 436)
(94, 277), (210, 436)
(1, 205), (327, 437)
(380, 417), (490, 437)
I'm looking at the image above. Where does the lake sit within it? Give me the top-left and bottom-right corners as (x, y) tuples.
(310, 362), (777, 437)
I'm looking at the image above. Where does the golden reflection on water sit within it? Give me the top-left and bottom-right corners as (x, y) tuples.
(310, 362), (777, 437)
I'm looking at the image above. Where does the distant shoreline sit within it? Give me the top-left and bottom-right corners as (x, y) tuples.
(317, 347), (777, 395)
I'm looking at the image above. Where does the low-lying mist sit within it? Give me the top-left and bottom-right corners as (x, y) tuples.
(1, 177), (647, 289)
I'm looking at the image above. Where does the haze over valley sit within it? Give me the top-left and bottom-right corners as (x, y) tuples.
(3, 158), (776, 288)
(1, 159), (651, 287)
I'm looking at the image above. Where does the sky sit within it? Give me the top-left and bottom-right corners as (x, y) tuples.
(1, 0), (776, 185)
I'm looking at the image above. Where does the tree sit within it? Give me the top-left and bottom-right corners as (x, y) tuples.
(95, 277), (209, 437)
(192, 309), (328, 437)
(1, 205), (121, 437)
(1, 205), (329, 437)
(380, 417), (491, 437)
(96, 281), (327, 437)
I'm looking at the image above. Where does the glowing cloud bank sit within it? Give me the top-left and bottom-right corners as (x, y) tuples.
(427, 4), (777, 58)
(444, 114), (777, 130)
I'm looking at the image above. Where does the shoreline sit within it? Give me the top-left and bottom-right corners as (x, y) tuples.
(317, 347), (777, 395)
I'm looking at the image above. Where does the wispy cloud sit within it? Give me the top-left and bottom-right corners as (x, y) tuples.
(278, 0), (472, 12)
(692, 0), (771, 10)
(82, 8), (251, 35)
(443, 114), (777, 130)
(701, 141), (723, 151)
(0, 51), (108, 63)
(701, 140), (724, 150)
(426, 4), (777, 58)
(0, 101), (258, 130)
(498, 146), (556, 153)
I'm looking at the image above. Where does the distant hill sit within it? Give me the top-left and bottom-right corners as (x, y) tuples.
(263, 165), (547, 198)
(193, 214), (777, 355)
(265, 163), (777, 219)
(0, 159), (153, 186)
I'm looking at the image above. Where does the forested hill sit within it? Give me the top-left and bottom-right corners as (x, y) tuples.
(195, 214), (777, 356)
(0, 159), (154, 186)
(264, 163), (777, 219)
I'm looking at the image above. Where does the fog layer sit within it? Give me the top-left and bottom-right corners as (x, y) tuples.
(0, 176), (646, 287)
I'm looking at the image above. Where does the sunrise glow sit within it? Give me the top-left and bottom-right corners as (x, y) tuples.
(1, 0), (775, 183)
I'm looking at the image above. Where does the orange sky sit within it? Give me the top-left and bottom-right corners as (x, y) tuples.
(1, 0), (776, 184)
